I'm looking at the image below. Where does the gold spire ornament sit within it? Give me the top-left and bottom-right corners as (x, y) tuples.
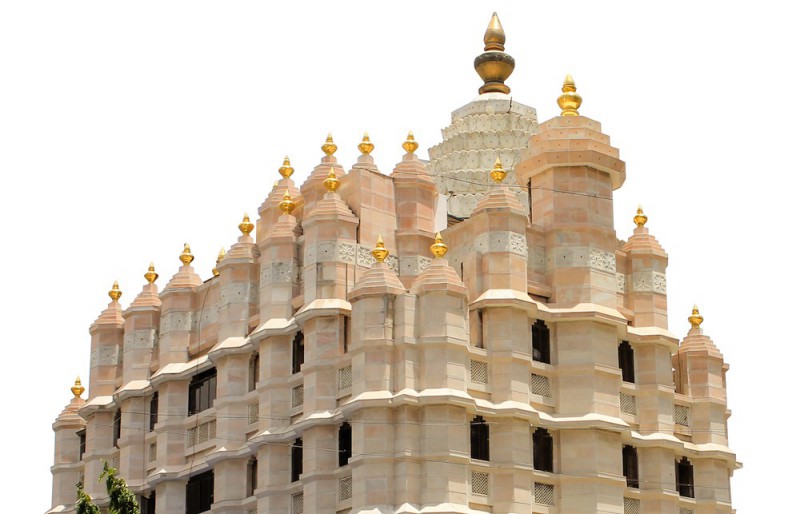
(179, 243), (194, 266)
(430, 232), (448, 259)
(688, 305), (704, 329)
(372, 235), (389, 263)
(212, 248), (225, 277)
(321, 133), (337, 156)
(71, 376), (85, 399)
(358, 132), (375, 155)
(402, 131), (418, 154)
(279, 189), (296, 214)
(239, 213), (254, 236)
(144, 262), (159, 284)
(323, 167), (340, 193)
(633, 206), (648, 228)
(279, 156), (294, 179)
(474, 12), (515, 95)
(108, 281), (122, 301)
(490, 157), (507, 183)
(558, 74), (583, 116)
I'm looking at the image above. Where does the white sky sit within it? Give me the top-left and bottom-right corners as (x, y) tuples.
(1, 0), (797, 511)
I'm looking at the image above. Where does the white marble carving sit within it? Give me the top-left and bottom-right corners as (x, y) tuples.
(616, 273), (626, 293)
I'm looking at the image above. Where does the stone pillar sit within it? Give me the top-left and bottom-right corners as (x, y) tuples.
(258, 211), (300, 322)
(88, 283), (124, 398)
(51, 384), (86, 509)
(256, 158), (302, 245)
(217, 219), (259, 340)
(122, 267), (161, 384)
(159, 246), (202, 366)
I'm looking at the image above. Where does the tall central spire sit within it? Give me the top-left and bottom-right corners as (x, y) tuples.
(474, 12), (515, 95)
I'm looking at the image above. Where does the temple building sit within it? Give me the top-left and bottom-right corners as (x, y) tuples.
(49, 13), (738, 514)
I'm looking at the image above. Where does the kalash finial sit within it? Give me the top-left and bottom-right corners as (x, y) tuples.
(179, 243), (194, 266)
(402, 131), (418, 154)
(558, 73), (583, 116)
(490, 157), (507, 183)
(634, 205), (648, 228)
(474, 12), (515, 95)
(358, 132), (375, 155)
(279, 189), (296, 214)
(323, 167), (340, 193)
(688, 305), (704, 329)
(279, 156), (294, 179)
(212, 248), (225, 277)
(71, 376), (85, 399)
(108, 280), (122, 301)
(430, 232), (448, 259)
(239, 213), (254, 236)
(372, 234), (389, 263)
(321, 133), (337, 156)
(144, 262), (159, 284)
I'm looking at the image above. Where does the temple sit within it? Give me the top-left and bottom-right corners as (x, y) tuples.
(49, 13), (738, 514)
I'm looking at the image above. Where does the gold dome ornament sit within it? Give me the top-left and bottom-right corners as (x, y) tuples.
(558, 74), (583, 116)
(430, 232), (448, 259)
(474, 12), (515, 95)
(71, 376), (85, 399)
(402, 131), (418, 154)
(321, 133), (337, 156)
(144, 262), (158, 284)
(108, 281), (122, 301)
(358, 132), (375, 155)
(239, 213), (254, 236)
(279, 156), (294, 179)
(179, 243), (194, 266)
(278, 189), (296, 214)
(372, 235), (389, 263)
(323, 167), (340, 193)
(490, 157), (507, 183)
(688, 305), (704, 329)
(633, 206), (648, 228)
(212, 247), (225, 277)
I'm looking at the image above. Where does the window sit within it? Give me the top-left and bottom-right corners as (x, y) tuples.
(343, 316), (350, 353)
(470, 416), (490, 461)
(140, 491), (155, 514)
(338, 422), (352, 467)
(675, 457), (694, 498)
(249, 354), (260, 392)
(247, 457), (258, 497)
(188, 368), (217, 416)
(77, 429), (86, 461)
(622, 445), (639, 488)
(149, 393), (158, 432)
(186, 469), (214, 514)
(291, 438), (303, 482)
(113, 409), (122, 448)
(533, 428), (554, 472)
(532, 320), (550, 364)
(618, 341), (635, 383)
(291, 332), (304, 375)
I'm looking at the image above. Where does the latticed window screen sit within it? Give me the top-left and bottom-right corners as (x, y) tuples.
(530, 373), (551, 397)
(471, 470), (489, 496)
(246, 508), (257, 514)
(679, 508), (694, 514)
(186, 420), (216, 448)
(148, 442), (157, 463)
(290, 492), (304, 514)
(292, 385), (304, 408)
(338, 476), (353, 501)
(620, 393), (638, 415)
(338, 366), (352, 390)
(248, 402), (259, 425)
(533, 482), (555, 506)
(623, 498), (640, 514)
(470, 360), (488, 384)
(674, 405), (690, 426)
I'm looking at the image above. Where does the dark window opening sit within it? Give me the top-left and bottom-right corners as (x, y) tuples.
(291, 438), (303, 482)
(188, 368), (217, 416)
(77, 429), (86, 461)
(149, 393), (159, 432)
(532, 320), (550, 364)
(676, 457), (694, 498)
(622, 445), (639, 488)
(141, 491), (156, 514)
(291, 332), (305, 375)
(186, 469), (214, 514)
(343, 316), (350, 354)
(619, 341), (635, 383)
(470, 416), (490, 461)
(339, 422), (352, 467)
(247, 458), (258, 497)
(249, 354), (260, 392)
(113, 409), (122, 448)
(533, 428), (554, 472)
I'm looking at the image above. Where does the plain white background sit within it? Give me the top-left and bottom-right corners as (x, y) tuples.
(1, 0), (797, 511)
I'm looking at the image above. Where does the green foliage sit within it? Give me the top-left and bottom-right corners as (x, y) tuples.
(75, 462), (141, 514)
(75, 482), (101, 514)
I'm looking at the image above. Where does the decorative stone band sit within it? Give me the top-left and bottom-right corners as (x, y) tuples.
(301, 241), (399, 272)
(261, 261), (296, 284)
(398, 255), (432, 275)
(159, 311), (195, 333)
(616, 273), (626, 293)
(547, 247), (617, 273)
(123, 329), (157, 350)
(90, 345), (120, 367)
(219, 282), (257, 304)
(474, 231), (528, 257)
(631, 271), (667, 294)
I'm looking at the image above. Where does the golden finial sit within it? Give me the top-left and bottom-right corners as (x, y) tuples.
(483, 11), (506, 51)
(558, 73), (583, 116)
(402, 131), (418, 154)
(688, 305), (704, 329)
(321, 133), (337, 156)
(279, 189), (296, 214)
(372, 234), (389, 263)
(273, 180), (279, 190)
(179, 243), (194, 266)
(212, 247), (225, 277)
(358, 132), (375, 155)
(279, 156), (294, 179)
(474, 12), (515, 95)
(71, 376), (85, 399)
(108, 281), (122, 301)
(239, 213), (255, 236)
(323, 167), (340, 193)
(489, 157), (507, 183)
(634, 205), (648, 228)
(430, 232), (448, 259)
(144, 262), (158, 284)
